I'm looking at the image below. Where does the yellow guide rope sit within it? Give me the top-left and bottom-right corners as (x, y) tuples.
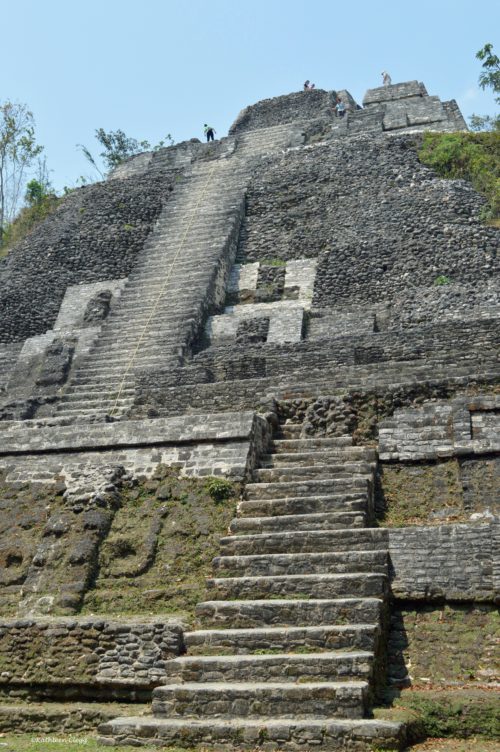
(109, 160), (218, 416)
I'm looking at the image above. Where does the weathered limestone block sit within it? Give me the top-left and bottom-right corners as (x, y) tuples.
(0, 617), (183, 698)
(363, 81), (428, 106)
(388, 523), (498, 601)
(379, 395), (500, 461)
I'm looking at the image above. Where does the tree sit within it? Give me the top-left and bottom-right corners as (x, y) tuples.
(0, 101), (43, 247)
(25, 157), (54, 206)
(476, 43), (500, 104)
(469, 43), (500, 132)
(79, 128), (174, 177)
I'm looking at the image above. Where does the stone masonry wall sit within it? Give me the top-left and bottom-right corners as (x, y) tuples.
(0, 413), (268, 616)
(237, 135), (498, 305)
(0, 617), (183, 700)
(229, 89), (337, 134)
(0, 167), (179, 343)
(388, 523), (498, 602)
(134, 319), (498, 423)
(379, 395), (500, 461)
(187, 318), (498, 384)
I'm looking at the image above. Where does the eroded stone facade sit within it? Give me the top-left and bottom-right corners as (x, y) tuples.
(0, 81), (497, 748)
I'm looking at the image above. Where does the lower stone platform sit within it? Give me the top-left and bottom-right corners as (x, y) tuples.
(98, 716), (406, 750)
(0, 411), (270, 486)
(0, 701), (150, 735)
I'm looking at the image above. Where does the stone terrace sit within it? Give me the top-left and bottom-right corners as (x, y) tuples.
(0, 80), (498, 750)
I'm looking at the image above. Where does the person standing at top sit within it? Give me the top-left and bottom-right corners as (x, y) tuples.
(335, 97), (346, 117)
(381, 71), (392, 86)
(204, 124), (216, 142)
(303, 80), (316, 90)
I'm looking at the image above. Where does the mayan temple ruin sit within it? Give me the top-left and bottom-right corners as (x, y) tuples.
(0, 81), (498, 750)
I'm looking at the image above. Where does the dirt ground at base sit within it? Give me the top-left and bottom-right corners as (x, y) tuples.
(407, 739), (500, 751)
(1, 734), (500, 752)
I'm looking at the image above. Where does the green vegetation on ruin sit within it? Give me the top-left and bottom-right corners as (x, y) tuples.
(433, 275), (451, 286)
(418, 132), (500, 224)
(378, 460), (466, 527)
(81, 467), (238, 622)
(376, 689), (500, 743)
(0, 473), (66, 616)
(388, 605), (499, 688)
(260, 257), (286, 266)
(0, 194), (62, 258)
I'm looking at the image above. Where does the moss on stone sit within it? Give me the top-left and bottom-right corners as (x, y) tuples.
(82, 467), (237, 622)
(387, 605), (499, 689)
(378, 460), (466, 527)
(0, 472), (66, 616)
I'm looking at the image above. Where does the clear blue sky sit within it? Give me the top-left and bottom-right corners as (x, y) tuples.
(1, 0), (498, 191)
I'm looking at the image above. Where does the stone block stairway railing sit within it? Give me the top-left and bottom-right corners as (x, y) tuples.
(99, 421), (405, 750)
(47, 125), (303, 423)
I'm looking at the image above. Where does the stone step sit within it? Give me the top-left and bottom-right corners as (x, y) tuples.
(273, 437), (354, 452)
(67, 374), (134, 387)
(93, 319), (196, 341)
(238, 493), (368, 518)
(90, 330), (192, 351)
(0, 701), (151, 736)
(67, 358), (177, 378)
(128, 231), (233, 251)
(261, 449), (377, 466)
(89, 303), (200, 323)
(151, 681), (369, 719)
(72, 365), (173, 382)
(128, 247), (233, 268)
(103, 311), (197, 328)
(206, 573), (387, 601)
(52, 407), (126, 420)
(79, 341), (182, 357)
(219, 528), (388, 556)
(74, 361), (168, 378)
(53, 400), (132, 414)
(196, 597), (384, 629)
(245, 477), (371, 500)
(277, 424), (302, 438)
(58, 383), (135, 396)
(160, 651), (374, 683)
(52, 401), (128, 415)
(56, 388), (131, 402)
(98, 716), (405, 751)
(111, 288), (209, 307)
(184, 624), (380, 655)
(229, 511), (366, 534)
(81, 354), (183, 372)
(74, 363), (177, 381)
(212, 550), (388, 578)
(254, 464), (374, 483)
(122, 266), (213, 286)
(103, 282), (208, 302)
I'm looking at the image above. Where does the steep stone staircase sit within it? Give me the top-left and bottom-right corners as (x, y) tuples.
(99, 421), (404, 750)
(47, 124), (302, 423)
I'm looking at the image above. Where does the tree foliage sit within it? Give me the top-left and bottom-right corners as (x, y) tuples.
(476, 43), (500, 104)
(80, 128), (174, 176)
(468, 113), (499, 133)
(0, 101), (43, 247)
(469, 43), (500, 132)
(419, 131), (500, 221)
(2, 160), (59, 252)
